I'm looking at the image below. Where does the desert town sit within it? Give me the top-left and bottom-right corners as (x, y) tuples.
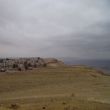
(0, 57), (62, 72)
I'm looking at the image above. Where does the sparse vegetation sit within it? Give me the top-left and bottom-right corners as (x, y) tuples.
(0, 66), (110, 110)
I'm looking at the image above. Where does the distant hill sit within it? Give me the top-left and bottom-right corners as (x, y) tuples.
(60, 57), (110, 75)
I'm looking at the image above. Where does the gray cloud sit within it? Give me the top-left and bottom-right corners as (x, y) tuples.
(0, 0), (110, 59)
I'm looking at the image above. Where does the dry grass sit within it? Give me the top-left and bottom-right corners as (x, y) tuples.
(0, 66), (110, 110)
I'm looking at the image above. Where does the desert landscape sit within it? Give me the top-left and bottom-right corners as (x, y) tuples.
(0, 58), (110, 110)
(0, 0), (110, 110)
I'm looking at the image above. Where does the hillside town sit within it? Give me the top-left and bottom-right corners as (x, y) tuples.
(0, 57), (63, 72)
(0, 57), (47, 72)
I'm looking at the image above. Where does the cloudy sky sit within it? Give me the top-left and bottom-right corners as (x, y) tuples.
(0, 0), (110, 59)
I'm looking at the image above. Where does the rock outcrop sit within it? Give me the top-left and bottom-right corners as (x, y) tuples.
(43, 58), (65, 67)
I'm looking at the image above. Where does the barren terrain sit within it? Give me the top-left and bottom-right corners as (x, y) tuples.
(0, 66), (110, 110)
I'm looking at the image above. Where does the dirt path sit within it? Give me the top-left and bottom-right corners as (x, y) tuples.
(87, 98), (110, 104)
(0, 94), (110, 104)
(0, 93), (69, 102)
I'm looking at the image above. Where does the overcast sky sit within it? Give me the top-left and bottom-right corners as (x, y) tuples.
(0, 0), (110, 59)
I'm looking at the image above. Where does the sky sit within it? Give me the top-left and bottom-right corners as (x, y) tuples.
(0, 0), (110, 59)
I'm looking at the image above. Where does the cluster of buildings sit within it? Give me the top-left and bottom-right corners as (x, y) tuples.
(0, 57), (46, 72)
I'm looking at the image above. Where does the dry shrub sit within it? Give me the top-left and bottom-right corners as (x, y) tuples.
(9, 104), (20, 109)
